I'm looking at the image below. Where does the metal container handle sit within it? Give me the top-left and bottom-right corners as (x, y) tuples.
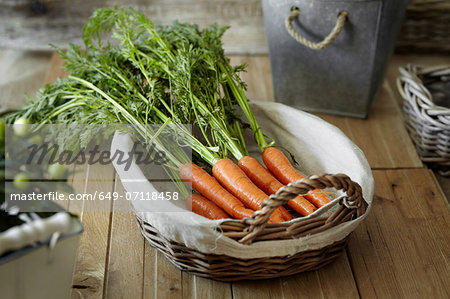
(285, 7), (348, 50)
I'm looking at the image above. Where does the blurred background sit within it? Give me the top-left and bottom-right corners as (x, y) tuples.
(0, 0), (265, 111)
(1, 0), (449, 109)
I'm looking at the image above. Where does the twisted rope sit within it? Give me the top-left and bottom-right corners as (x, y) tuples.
(239, 174), (364, 244)
(285, 8), (348, 50)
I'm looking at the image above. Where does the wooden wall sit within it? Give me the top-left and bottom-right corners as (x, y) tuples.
(0, 0), (268, 54)
(1, 1), (440, 54)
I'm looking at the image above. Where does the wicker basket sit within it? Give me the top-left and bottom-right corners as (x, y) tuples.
(111, 101), (373, 281)
(135, 174), (367, 281)
(397, 65), (450, 176)
(396, 0), (450, 53)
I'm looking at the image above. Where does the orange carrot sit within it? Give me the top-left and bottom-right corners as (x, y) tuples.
(180, 163), (255, 220)
(238, 156), (317, 216)
(212, 158), (292, 222)
(186, 193), (230, 220)
(262, 147), (330, 208)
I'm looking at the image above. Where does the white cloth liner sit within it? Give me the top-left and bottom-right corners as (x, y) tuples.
(111, 101), (374, 259)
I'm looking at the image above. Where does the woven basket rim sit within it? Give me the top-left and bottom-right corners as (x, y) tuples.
(136, 173), (368, 247)
(398, 64), (450, 112)
(135, 214), (352, 281)
(397, 64), (450, 175)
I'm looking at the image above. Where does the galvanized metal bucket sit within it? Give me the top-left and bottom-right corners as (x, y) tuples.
(262, 0), (408, 118)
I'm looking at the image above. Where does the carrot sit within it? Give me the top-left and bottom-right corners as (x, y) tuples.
(186, 193), (230, 220)
(238, 156), (317, 216)
(212, 158), (292, 222)
(180, 163), (255, 220)
(262, 147), (331, 208)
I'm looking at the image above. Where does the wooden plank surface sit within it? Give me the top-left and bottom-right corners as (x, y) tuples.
(103, 175), (145, 299)
(182, 272), (233, 299)
(318, 80), (423, 169)
(38, 52), (450, 298)
(142, 241), (157, 299)
(348, 169), (450, 298)
(154, 249), (183, 298)
(71, 164), (115, 299)
(232, 252), (360, 299)
(232, 279), (284, 299)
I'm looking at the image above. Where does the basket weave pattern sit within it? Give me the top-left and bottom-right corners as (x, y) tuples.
(136, 173), (367, 281)
(397, 65), (450, 175)
(396, 0), (450, 53)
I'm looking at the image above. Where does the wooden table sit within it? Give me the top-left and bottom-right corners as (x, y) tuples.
(42, 53), (450, 299)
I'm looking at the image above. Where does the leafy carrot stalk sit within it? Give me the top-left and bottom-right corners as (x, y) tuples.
(212, 158), (292, 222)
(186, 194), (230, 220)
(180, 163), (256, 220)
(262, 147), (330, 208)
(238, 156), (317, 216)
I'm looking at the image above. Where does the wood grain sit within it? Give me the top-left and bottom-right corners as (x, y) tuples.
(277, 253), (359, 299)
(154, 250), (183, 298)
(232, 251), (359, 299)
(230, 55), (274, 102)
(315, 252), (359, 299)
(348, 169), (450, 298)
(142, 241), (157, 299)
(182, 272), (233, 299)
(44, 52), (67, 84)
(0, 0), (267, 54)
(318, 80), (423, 169)
(70, 164), (115, 299)
(142, 229), (185, 299)
(232, 279), (283, 299)
(103, 175), (145, 299)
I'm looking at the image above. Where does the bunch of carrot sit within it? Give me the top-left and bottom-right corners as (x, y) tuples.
(182, 146), (330, 222)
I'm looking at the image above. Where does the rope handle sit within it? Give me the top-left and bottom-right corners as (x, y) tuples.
(285, 7), (348, 50)
(239, 173), (365, 244)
